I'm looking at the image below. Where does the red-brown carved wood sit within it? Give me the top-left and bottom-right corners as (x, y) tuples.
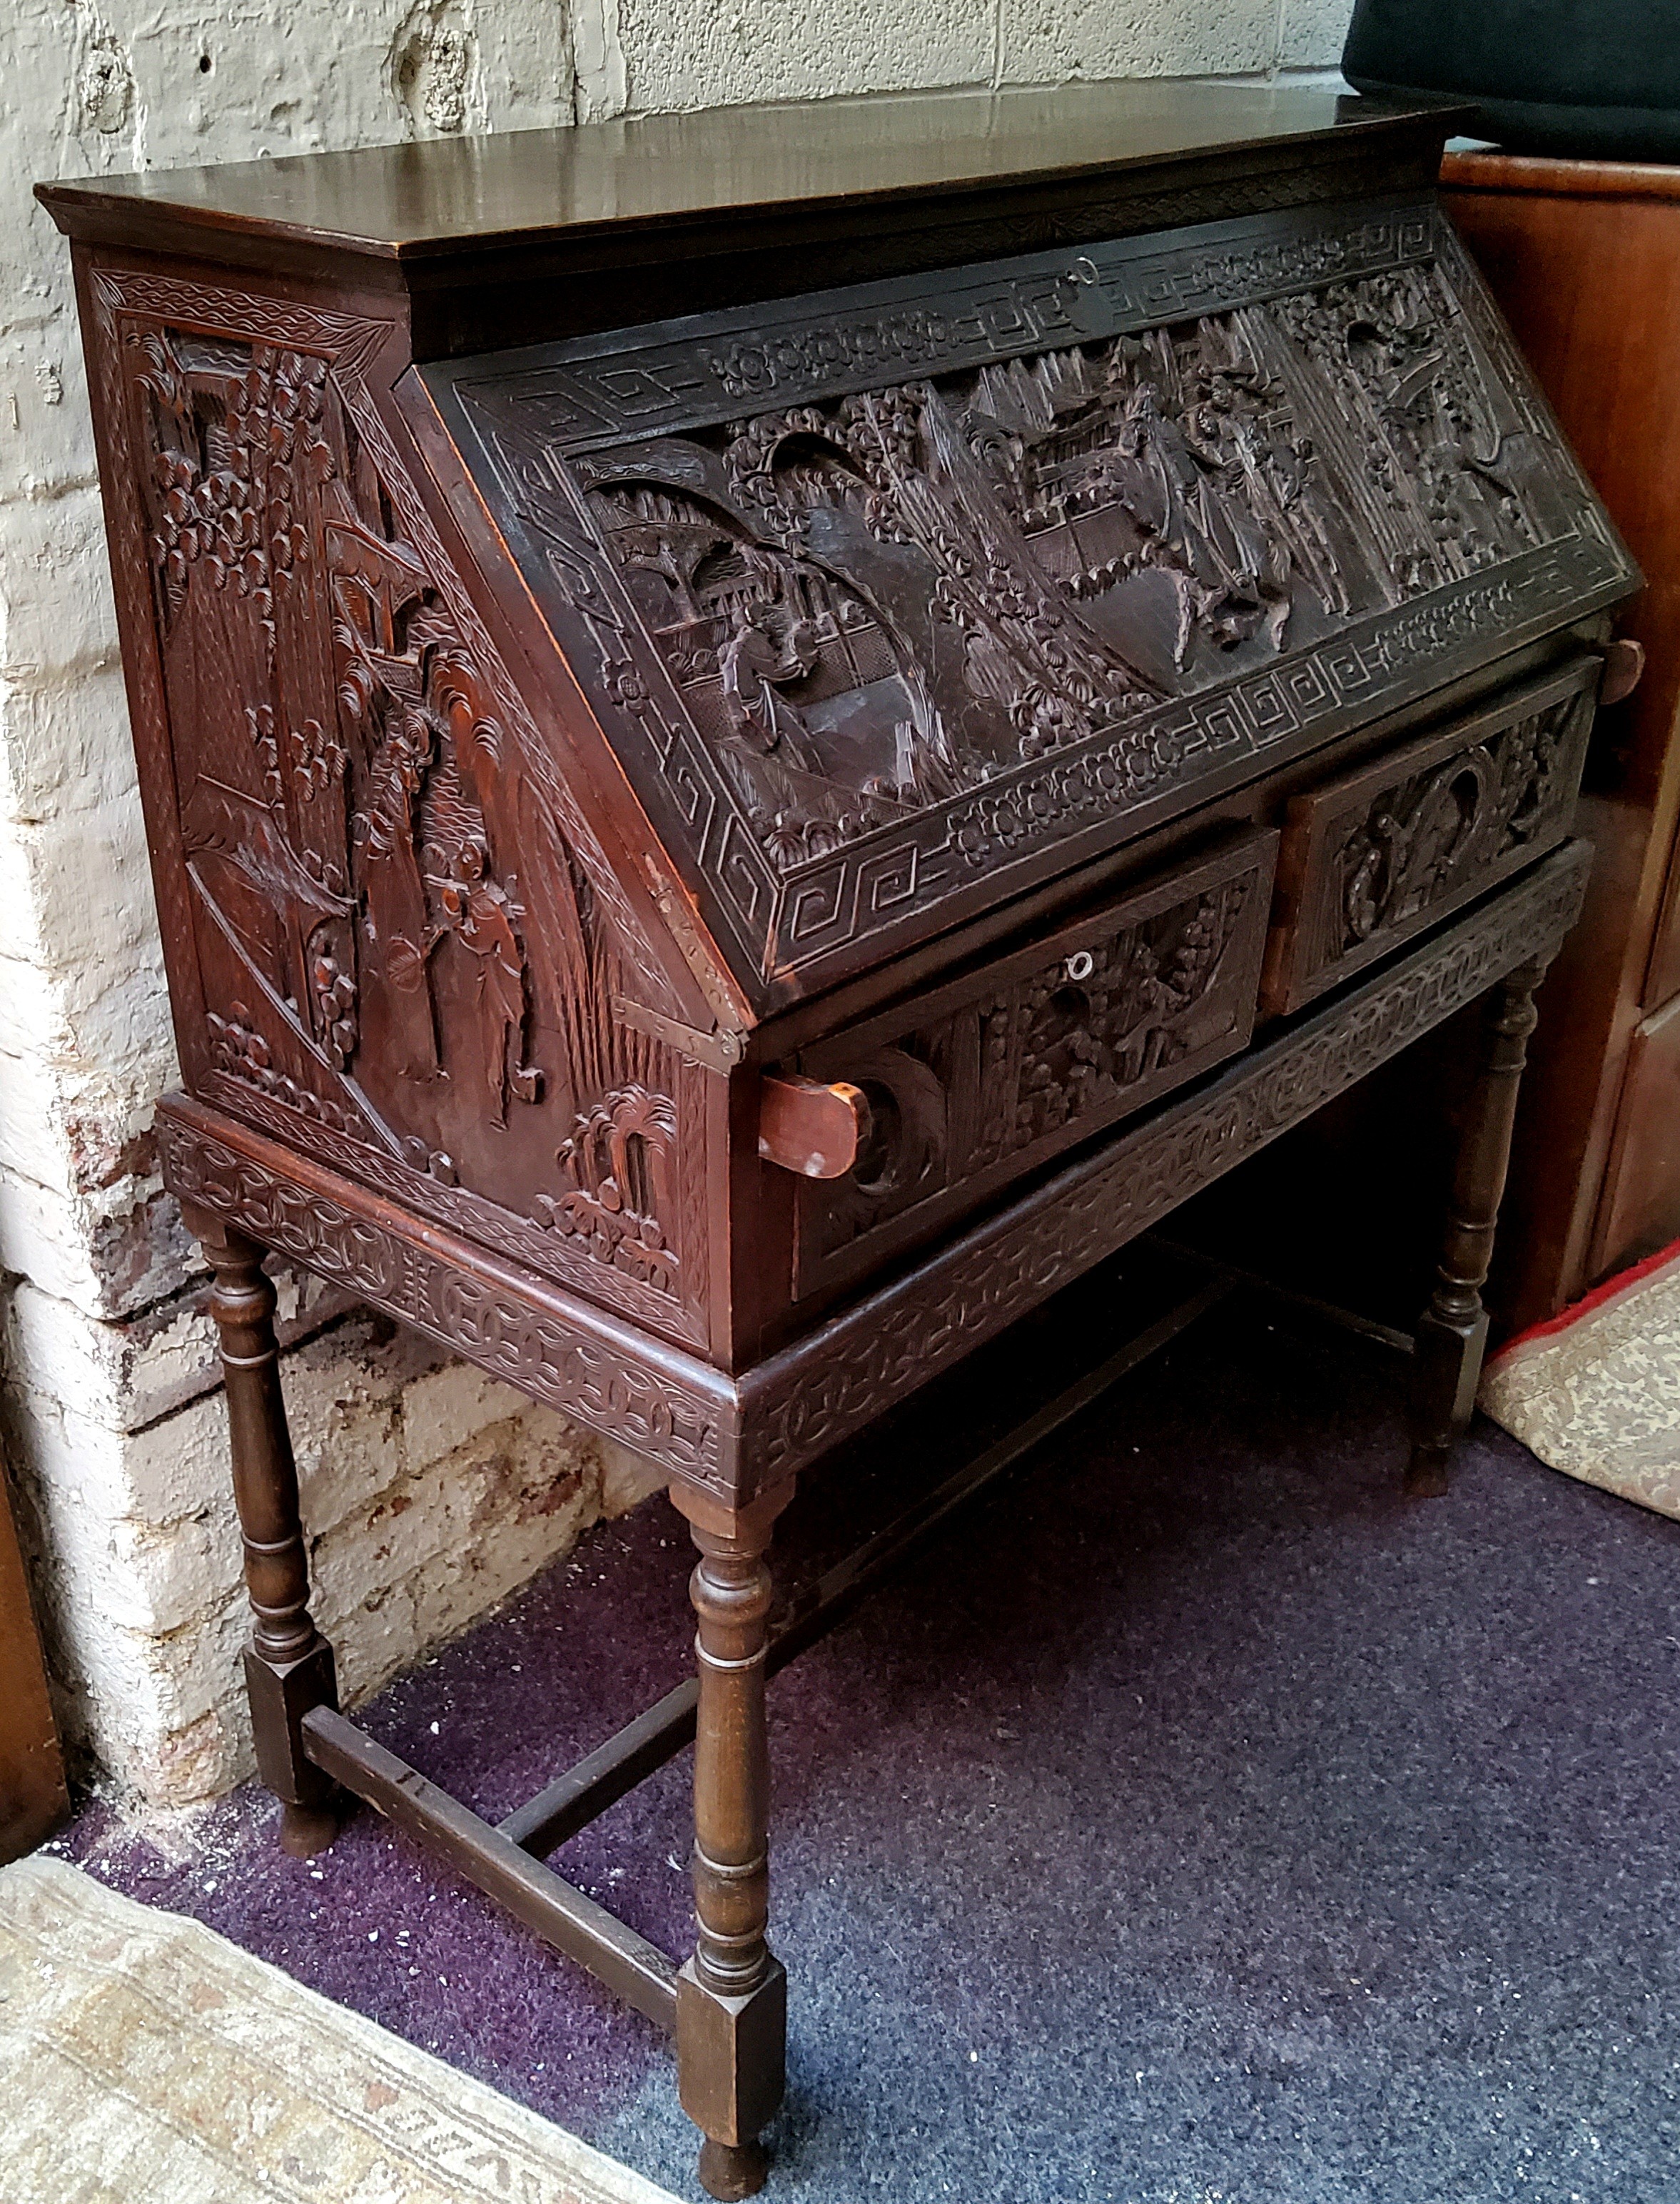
(39, 84), (1634, 2197)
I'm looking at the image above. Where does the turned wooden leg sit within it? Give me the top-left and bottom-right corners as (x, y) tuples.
(669, 1482), (794, 2201)
(1407, 957), (1549, 1497)
(189, 1208), (342, 1856)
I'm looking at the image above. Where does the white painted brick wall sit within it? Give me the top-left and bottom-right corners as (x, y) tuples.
(1, 0), (1353, 1811)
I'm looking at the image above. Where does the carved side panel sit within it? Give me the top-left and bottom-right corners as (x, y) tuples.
(790, 829), (1277, 1298)
(1261, 653), (1601, 1014)
(154, 842), (1590, 1505)
(89, 271), (709, 1346)
(432, 196), (1634, 1006)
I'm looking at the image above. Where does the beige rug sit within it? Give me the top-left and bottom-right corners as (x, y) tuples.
(1480, 1243), (1680, 1519)
(0, 1853), (681, 2204)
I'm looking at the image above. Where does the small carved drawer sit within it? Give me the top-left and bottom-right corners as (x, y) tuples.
(786, 827), (1279, 1300)
(1261, 653), (1602, 1016)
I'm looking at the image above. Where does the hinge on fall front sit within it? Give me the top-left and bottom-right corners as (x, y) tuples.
(612, 995), (748, 1076)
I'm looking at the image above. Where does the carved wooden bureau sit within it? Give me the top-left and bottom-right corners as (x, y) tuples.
(41, 83), (1637, 2197)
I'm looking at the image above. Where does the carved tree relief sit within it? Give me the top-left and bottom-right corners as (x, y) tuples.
(536, 1084), (680, 1292)
(1337, 694), (1581, 951)
(1261, 659), (1600, 1015)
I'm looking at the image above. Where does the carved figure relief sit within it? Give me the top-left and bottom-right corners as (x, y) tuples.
(794, 832), (1276, 1293)
(571, 277), (1552, 866)
(441, 203), (1629, 998)
(328, 505), (542, 1124)
(120, 313), (692, 1325)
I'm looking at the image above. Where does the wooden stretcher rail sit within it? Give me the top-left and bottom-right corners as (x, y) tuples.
(498, 1270), (1236, 1860)
(300, 1705), (680, 2031)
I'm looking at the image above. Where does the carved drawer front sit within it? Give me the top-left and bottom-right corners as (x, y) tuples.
(1261, 654), (1601, 1017)
(788, 826), (1278, 1300)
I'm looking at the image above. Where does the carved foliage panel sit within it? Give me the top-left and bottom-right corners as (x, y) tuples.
(432, 198), (1633, 1001)
(791, 828), (1277, 1296)
(1262, 653), (1601, 1014)
(101, 282), (705, 1343)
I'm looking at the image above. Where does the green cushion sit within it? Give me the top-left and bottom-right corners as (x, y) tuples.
(1343, 0), (1680, 162)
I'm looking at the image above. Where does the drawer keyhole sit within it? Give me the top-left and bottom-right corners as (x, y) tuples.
(1064, 949), (1095, 983)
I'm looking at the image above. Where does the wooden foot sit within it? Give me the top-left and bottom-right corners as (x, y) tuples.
(188, 1209), (343, 1845)
(280, 1799), (343, 1859)
(669, 1482), (794, 2194)
(1407, 959), (1549, 1496)
(1403, 1443), (1453, 1500)
(697, 2138), (770, 2200)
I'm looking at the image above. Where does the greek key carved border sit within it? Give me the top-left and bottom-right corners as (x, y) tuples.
(450, 196), (1441, 453)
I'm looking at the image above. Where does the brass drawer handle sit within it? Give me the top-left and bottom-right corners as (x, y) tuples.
(757, 1075), (873, 1180)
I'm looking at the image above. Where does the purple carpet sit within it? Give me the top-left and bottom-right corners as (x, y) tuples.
(54, 1274), (1680, 2202)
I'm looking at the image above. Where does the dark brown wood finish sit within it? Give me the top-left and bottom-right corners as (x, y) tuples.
(191, 1209), (343, 1858)
(39, 85), (1465, 356)
(671, 1480), (791, 2197)
(41, 90), (1631, 2193)
(1262, 656), (1599, 1015)
(300, 1705), (679, 2027)
(420, 200), (1626, 1018)
(1407, 956), (1551, 1495)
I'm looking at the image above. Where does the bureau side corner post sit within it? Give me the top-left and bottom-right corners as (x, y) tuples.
(1407, 955), (1553, 1497)
(186, 1203), (343, 1856)
(667, 1476), (796, 2200)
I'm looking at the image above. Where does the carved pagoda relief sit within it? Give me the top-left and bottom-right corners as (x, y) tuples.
(791, 830), (1277, 1295)
(1262, 655), (1601, 1014)
(436, 202), (1633, 1003)
(116, 310), (699, 1332)
(559, 272), (1558, 842)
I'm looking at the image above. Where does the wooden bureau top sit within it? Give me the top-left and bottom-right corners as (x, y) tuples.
(38, 84), (1458, 258)
(37, 85), (1466, 349)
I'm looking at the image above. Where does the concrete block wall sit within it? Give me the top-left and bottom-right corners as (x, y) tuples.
(1, 0), (1353, 1811)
